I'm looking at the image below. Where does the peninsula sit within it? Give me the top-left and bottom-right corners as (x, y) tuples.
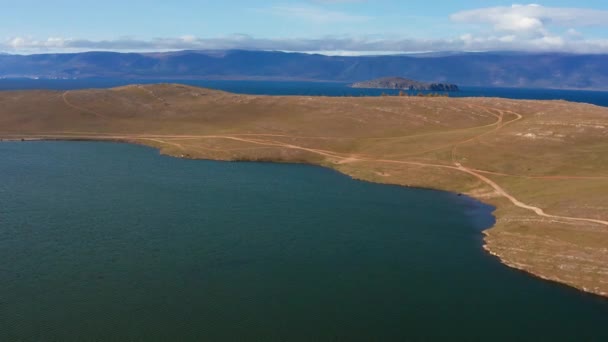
(351, 77), (459, 91)
(1, 84), (607, 297)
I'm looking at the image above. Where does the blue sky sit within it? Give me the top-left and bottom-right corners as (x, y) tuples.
(3, 1), (608, 54)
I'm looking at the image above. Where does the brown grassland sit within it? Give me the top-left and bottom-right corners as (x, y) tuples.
(1, 84), (607, 297)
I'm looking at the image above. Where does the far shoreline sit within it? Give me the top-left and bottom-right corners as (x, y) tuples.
(1, 79), (608, 106)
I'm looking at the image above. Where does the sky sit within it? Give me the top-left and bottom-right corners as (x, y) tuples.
(3, 0), (608, 55)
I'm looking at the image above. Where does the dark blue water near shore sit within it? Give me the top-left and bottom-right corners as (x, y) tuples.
(2, 78), (608, 106)
(1, 141), (607, 341)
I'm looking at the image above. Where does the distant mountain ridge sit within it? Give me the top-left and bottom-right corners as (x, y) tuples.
(352, 77), (459, 91)
(1, 50), (608, 89)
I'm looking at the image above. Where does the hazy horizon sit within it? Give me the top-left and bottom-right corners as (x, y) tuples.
(4, 48), (608, 57)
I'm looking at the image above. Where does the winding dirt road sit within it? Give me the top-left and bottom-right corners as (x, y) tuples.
(454, 163), (608, 226)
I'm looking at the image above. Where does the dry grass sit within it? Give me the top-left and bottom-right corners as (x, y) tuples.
(1, 83), (607, 297)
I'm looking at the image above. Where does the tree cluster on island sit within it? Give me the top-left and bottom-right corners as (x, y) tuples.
(352, 77), (459, 92)
(381, 91), (450, 97)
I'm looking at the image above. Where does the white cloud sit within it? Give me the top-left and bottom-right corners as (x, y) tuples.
(566, 28), (583, 40)
(7, 36), (68, 50)
(445, 4), (608, 54)
(9, 37), (25, 49)
(180, 35), (197, 43)
(451, 4), (608, 36)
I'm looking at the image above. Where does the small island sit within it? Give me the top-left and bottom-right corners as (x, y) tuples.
(351, 76), (459, 92)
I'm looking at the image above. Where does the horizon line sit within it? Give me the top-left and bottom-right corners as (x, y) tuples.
(2, 49), (608, 57)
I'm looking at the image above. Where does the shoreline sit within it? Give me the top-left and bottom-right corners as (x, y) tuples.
(4, 137), (608, 300)
(1, 84), (606, 299)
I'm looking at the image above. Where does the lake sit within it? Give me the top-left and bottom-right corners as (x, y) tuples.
(2, 78), (608, 107)
(1, 141), (607, 341)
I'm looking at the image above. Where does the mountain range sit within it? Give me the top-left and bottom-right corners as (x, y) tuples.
(1, 50), (608, 89)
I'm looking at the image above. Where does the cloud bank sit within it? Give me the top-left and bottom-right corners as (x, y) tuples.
(3, 4), (608, 55)
(4, 34), (608, 55)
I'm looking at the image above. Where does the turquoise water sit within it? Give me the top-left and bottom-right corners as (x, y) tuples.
(1, 141), (607, 341)
(2, 78), (608, 107)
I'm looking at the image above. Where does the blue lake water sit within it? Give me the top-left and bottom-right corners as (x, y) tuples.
(0, 141), (607, 341)
(2, 78), (608, 106)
